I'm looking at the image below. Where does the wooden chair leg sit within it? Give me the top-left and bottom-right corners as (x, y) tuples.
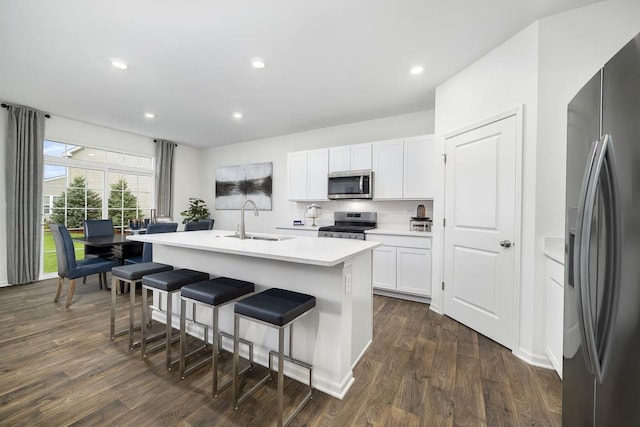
(54, 276), (63, 302)
(66, 279), (76, 308)
(83, 276), (86, 284)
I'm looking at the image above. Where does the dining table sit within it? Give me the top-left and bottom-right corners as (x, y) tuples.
(73, 234), (143, 264)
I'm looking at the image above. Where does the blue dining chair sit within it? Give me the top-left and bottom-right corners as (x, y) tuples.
(84, 219), (115, 258)
(124, 222), (178, 264)
(50, 223), (120, 308)
(83, 219), (115, 284)
(184, 219), (214, 231)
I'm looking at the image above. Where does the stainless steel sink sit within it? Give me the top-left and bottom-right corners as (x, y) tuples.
(221, 234), (292, 241)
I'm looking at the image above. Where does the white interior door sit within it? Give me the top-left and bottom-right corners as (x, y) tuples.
(443, 115), (517, 349)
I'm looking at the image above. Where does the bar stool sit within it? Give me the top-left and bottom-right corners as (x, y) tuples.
(110, 262), (173, 350)
(141, 269), (209, 369)
(179, 277), (255, 396)
(233, 288), (316, 427)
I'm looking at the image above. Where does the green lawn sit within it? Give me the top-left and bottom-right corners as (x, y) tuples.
(43, 230), (85, 274)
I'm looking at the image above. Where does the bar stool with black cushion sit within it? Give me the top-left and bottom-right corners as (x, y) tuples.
(141, 269), (209, 369)
(179, 277), (255, 396)
(233, 288), (316, 427)
(110, 262), (173, 350)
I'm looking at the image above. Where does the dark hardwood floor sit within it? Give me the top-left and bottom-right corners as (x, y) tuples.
(0, 276), (561, 426)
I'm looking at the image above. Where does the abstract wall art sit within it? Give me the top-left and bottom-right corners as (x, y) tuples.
(215, 162), (273, 210)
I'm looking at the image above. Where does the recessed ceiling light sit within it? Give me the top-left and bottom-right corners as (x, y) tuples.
(251, 58), (265, 69)
(110, 58), (128, 70)
(144, 112), (155, 119)
(233, 112), (243, 119)
(410, 65), (424, 75)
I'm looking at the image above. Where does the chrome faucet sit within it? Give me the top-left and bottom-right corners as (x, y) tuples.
(238, 199), (258, 239)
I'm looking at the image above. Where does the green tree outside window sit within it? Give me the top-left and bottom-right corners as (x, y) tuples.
(50, 175), (102, 229)
(108, 178), (142, 228)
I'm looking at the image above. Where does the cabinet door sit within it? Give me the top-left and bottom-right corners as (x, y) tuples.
(404, 135), (437, 199)
(329, 146), (351, 173)
(372, 246), (397, 290)
(288, 151), (308, 200)
(351, 143), (372, 170)
(372, 139), (403, 199)
(307, 149), (329, 200)
(396, 247), (431, 296)
(545, 258), (564, 378)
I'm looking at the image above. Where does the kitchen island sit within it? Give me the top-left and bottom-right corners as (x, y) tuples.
(128, 230), (380, 398)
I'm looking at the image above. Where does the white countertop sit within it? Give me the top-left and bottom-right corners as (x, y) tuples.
(543, 237), (565, 264)
(128, 230), (380, 267)
(366, 228), (433, 237)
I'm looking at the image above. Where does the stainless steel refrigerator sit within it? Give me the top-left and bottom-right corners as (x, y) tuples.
(564, 33), (640, 426)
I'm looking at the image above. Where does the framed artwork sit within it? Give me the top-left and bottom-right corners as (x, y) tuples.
(215, 162), (273, 210)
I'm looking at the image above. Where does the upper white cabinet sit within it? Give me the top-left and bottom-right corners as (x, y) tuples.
(328, 143), (372, 173)
(372, 139), (404, 199)
(373, 135), (437, 200)
(287, 149), (329, 201)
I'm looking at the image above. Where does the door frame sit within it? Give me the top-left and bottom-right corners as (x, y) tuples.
(440, 105), (524, 352)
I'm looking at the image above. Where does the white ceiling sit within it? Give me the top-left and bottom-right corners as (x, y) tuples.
(0, 0), (599, 148)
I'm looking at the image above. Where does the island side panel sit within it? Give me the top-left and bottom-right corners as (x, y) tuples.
(151, 244), (367, 399)
(348, 251), (373, 366)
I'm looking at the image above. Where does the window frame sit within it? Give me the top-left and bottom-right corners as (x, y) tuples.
(41, 140), (155, 279)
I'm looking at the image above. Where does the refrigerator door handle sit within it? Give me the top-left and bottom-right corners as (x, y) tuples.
(579, 134), (617, 384)
(574, 139), (600, 376)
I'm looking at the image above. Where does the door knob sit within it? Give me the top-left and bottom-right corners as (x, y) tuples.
(500, 240), (512, 248)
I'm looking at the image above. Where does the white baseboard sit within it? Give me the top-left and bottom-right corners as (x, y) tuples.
(373, 289), (430, 304)
(514, 347), (554, 370)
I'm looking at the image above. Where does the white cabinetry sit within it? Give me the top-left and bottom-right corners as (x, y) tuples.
(328, 143), (372, 173)
(372, 139), (404, 199)
(372, 135), (437, 200)
(287, 149), (328, 201)
(545, 255), (564, 378)
(368, 232), (432, 298)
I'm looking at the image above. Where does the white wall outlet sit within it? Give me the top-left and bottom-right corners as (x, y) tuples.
(344, 273), (352, 294)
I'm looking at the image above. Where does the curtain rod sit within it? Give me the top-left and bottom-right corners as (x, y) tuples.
(1, 103), (51, 118)
(153, 139), (178, 147)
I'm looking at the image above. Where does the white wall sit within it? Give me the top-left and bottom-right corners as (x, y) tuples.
(0, 115), (202, 285)
(433, 22), (540, 359)
(433, 0), (640, 367)
(201, 110), (435, 233)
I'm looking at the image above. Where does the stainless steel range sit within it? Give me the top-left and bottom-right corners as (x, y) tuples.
(318, 211), (377, 240)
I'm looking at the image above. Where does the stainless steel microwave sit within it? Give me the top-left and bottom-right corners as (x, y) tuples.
(327, 170), (373, 199)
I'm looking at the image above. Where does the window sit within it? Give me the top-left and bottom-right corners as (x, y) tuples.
(42, 140), (153, 275)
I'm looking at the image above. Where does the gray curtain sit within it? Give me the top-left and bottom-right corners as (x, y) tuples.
(5, 105), (45, 284)
(155, 139), (175, 217)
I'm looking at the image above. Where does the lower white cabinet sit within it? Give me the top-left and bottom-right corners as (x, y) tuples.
(545, 255), (564, 378)
(369, 232), (432, 298)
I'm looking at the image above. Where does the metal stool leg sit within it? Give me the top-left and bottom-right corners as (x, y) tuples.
(180, 298), (187, 376)
(278, 327), (285, 427)
(129, 280), (136, 350)
(110, 276), (117, 340)
(141, 285), (148, 357)
(212, 306), (219, 396)
(166, 292), (173, 369)
(233, 313), (240, 408)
